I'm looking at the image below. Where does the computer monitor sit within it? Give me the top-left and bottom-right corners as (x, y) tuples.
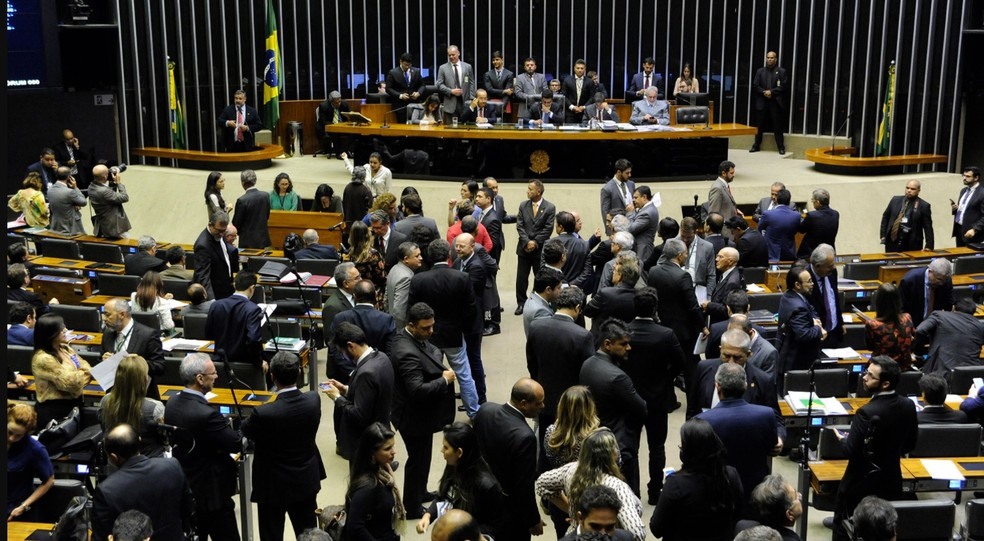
(676, 92), (709, 106)
(79, 242), (124, 264)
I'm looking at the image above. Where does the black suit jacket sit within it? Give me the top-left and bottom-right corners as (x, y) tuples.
(705, 320), (768, 360)
(561, 76), (597, 122)
(797, 206), (840, 257)
(294, 243), (339, 260)
(218, 104), (263, 151)
(697, 398), (779, 501)
(384, 66), (424, 101)
(483, 68), (515, 99)
(837, 392), (918, 513)
(648, 263), (704, 348)
(91, 455), (191, 541)
(736, 228), (769, 269)
(952, 184), (984, 240)
(124, 251), (168, 276)
(776, 291), (824, 387)
(389, 328), (455, 436)
(409, 263), (479, 348)
(334, 350), (395, 459)
(516, 197), (556, 259)
(528, 101), (565, 125)
(330, 305), (397, 358)
(241, 389), (326, 503)
(583, 283), (638, 342)
(474, 402), (540, 534)
(316, 98), (352, 133)
(899, 266), (955, 327)
(917, 405), (969, 424)
(163, 391), (242, 511)
(704, 268), (745, 323)
(26, 161), (56, 195)
(205, 294), (263, 366)
(880, 196), (933, 251)
(555, 232), (592, 289)
(579, 351), (648, 461)
(459, 103), (499, 124)
(526, 314), (595, 417)
(193, 228), (239, 300)
(807, 265), (844, 341)
(625, 318), (686, 410)
(232, 188), (272, 249)
(102, 321), (165, 400)
(687, 358), (786, 442)
(479, 207), (504, 262)
(752, 66), (788, 110)
(380, 228), (408, 271)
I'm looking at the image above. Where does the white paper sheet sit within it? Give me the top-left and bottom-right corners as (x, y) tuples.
(651, 192), (662, 208)
(695, 285), (708, 305)
(921, 459), (965, 481)
(90, 350), (127, 391)
(842, 314), (855, 323)
(821, 347), (862, 359)
(746, 284), (766, 293)
(693, 335), (707, 355)
(162, 338), (211, 352)
(820, 397), (848, 415)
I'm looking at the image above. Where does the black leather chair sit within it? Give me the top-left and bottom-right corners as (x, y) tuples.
(271, 286), (321, 307)
(954, 255), (984, 275)
(131, 310), (161, 332)
(964, 498), (984, 541)
(34, 479), (86, 523)
(49, 304), (102, 333)
(674, 106), (709, 124)
(908, 423), (982, 458)
(181, 312), (209, 340)
(951, 366), (984, 395)
(856, 370), (923, 397)
(78, 242), (124, 264)
(742, 267), (767, 285)
(784, 368), (851, 397)
(296, 258), (340, 276)
(842, 261), (883, 281)
(162, 279), (193, 301)
(8, 345), (34, 375)
(811, 424), (852, 511)
(97, 273), (140, 297)
(891, 499), (955, 541)
(748, 293), (783, 313)
(38, 238), (80, 259)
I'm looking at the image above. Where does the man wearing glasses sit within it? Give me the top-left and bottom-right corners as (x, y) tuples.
(828, 356), (917, 540)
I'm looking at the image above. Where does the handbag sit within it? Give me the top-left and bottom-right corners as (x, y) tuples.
(316, 504), (347, 541)
(52, 495), (90, 541)
(38, 407), (81, 457)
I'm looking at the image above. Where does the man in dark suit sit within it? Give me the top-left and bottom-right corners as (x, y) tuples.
(726, 216), (769, 269)
(368, 210), (408, 271)
(526, 286), (594, 461)
(218, 89), (263, 152)
(552, 212), (592, 289)
(916, 374), (969, 424)
(914, 298), (984, 374)
(705, 292), (766, 359)
(52, 129), (90, 188)
(124, 235), (167, 276)
(736, 474), (804, 541)
(390, 303), (457, 518)
(624, 288), (685, 504)
(629, 186), (660, 263)
(580, 319), (648, 494)
(584, 258), (642, 342)
(702, 247), (744, 324)
(91, 424), (192, 541)
(483, 51), (515, 102)
(776, 266), (826, 393)
(757, 188), (800, 262)
(880, 180), (934, 252)
(474, 378), (546, 541)
(515, 179), (557, 313)
(832, 356), (917, 541)
(164, 353), (242, 541)
(293, 228), (339, 260)
(626, 56), (660, 99)
(452, 233), (496, 399)
(648, 239), (705, 390)
(232, 170), (271, 249)
(704, 213), (732, 257)
(101, 297), (165, 400)
(600, 159), (635, 224)
(459, 88), (499, 125)
(409, 239), (481, 417)
(322, 322), (395, 460)
(394, 193), (441, 239)
(898, 258), (955, 327)
(315, 90), (351, 155)
(797, 188), (840, 257)
(241, 353), (325, 540)
(7, 302), (35, 346)
(322, 262), (358, 381)
(750, 51), (789, 154)
(206, 271), (264, 371)
(697, 362), (780, 501)
(193, 210), (239, 300)
(528, 90), (564, 126)
(330, 280), (397, 371)
(384, 53), (425, 123)
(475, 187), (504, 263)
(26, 147), (57, 195)
(806, 244), (844, 346)
(561, 59), (596, 124)
(952, 166), (984, 247)
(484, 177), (517, 225)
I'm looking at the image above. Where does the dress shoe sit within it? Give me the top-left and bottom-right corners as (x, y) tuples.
(822, 517), (835, 529)
(514, 305), (525, 316)
(749, 145), (760, 153)
(457, 405), (467, 412)
(483, 325), (500, 336)
(778, 147), (786, 155)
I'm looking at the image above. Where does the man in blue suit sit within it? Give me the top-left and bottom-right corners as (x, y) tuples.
(776, 266), (826, 393)
(698, 361), (780, 502)
(205, 271), (265, 370)
(293, 229), (339, 260)
(626, 56), (661, 99)
(7, 302), (35, 346)
(329, 280), (397, 373)
(757, 188), (800, 261)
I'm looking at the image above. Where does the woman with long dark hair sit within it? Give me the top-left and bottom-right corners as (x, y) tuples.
(98, 354), (165, 457)
(204, 171), (232, 219)
(673, 63), (700, 97)
(649, 418), (743, 541)
(347, 221), (386, 305)
(310, 183), (343, 212)
(415, 422), (504, 537)
(858, 282), (915, 370)
(30, 314), (92, 429)
(131, 270), (175, 336)
(344, 422), (405, 540)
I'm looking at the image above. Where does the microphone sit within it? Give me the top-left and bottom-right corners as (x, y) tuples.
(327, 221), (345, 232)
(216, 348), (260, 402)
(381, 105), (413, 129)
(832, 111), (853, 153)
(693, 194), (699, 217)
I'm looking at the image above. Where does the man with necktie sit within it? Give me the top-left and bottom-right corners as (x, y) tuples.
(483, 50), (515, 111)
(436, 45), (476, 124)
(952, 166), (984, 247)
(562, 59), (596, 124)
(528, 91), (564, 127)
(218, 89), (262, 152)
(775, 266), (826, 394)
(513, 57), (548, 119)
(26, 147), (58, 195)
(385, 52), (424, 123)
(629, 87), (670, 126)
(316, 91), (351, 156)
(627, 56), (661, 99)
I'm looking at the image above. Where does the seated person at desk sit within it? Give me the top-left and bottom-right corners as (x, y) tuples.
(916, 374), (968, 424)
(316, 91), (351, 134)
(294, 228), (340, 260)
(8, 263), (57, 315)
(159, 246), (195, 281)
(528, 90), (564, 127)
(101, 297), (166, 400)
(548, 78), (567, 110)
(459, 89), (498, 125)
(630, 87), (670, 126)
(583, 92), (620, 124)
(311, 183), (344, 213)
(914, 297), (984, 374)
(7, 302), (36, 346)
(7, 402), (55, 522)
(412, 95), (443, 125)
(180, 284), (214, 318)
(125, 236), (168, 276)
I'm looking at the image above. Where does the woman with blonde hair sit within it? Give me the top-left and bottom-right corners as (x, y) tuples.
(31, 314), (92, 429)
(7, 401), (55, 521)
(130, 270), (175, 336)
(535, 428), (646, 541)
(99, 354), (165, 457)
(545, 385), (600, 468)
(8, 172), (50, 227)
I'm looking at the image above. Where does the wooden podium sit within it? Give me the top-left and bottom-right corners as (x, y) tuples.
(267, 210), (344, 249)
(33, 275), (93, 305)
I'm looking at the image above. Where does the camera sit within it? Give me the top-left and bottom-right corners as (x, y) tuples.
(109, 163), (128, 175)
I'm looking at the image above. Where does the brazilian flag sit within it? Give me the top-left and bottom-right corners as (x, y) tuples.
(167, 59), (186, 149)
(262, 0), (283, 131)
(875, 62), (896, 157)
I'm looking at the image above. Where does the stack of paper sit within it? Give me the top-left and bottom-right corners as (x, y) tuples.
(264, 337), (305, 352)
(162, 338), (211, 352)
(821, 347), (862, 359)
(785, 392), (849, 415)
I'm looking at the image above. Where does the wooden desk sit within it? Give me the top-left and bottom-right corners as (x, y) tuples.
(21, 375), (277, 407)
(7, 522), (59, 541)
(809, 459), (918, 494)
(31, 256), (124, 275)
(240, 248), (286, 258)
(878, 263), (924, 285)
(326, 121), (755, 141)
(902, 457), (984, 491)
(267, 211), (343, 251)
(952, 274), (984, 286)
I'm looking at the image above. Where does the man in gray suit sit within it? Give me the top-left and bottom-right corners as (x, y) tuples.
(583, 92), (621, 125)
(386, 242), (422, 329)
(513, 57), (548, 119)
(728, 314), (778, 379)
(707, 160), (740, 219)
(522, 270), (562, 337)
(657, 217), (717, 298)
(47, 166), (87, 235)
(600, 158), (635, 224)
(89, 164), (132, 239)
(436, 45), (476, 124)
(393, 193), (440, 239)
(915, 298), (984, 375)
(628, 186), (660, 263)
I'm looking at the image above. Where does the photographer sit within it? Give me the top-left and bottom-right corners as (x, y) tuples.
(89, 163), (132, 239)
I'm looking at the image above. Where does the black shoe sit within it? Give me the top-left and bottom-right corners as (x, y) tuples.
(778, 147), (786, 155)
(457, 405), (467, 412)
(482, 325), (500, 336)
(514, 305), (525, 316)
(822, 517), (835, 529)
(749, 145), (760, 153)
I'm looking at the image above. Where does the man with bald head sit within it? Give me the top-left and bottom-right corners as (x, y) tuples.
(702, 247), (744, 324)
(101, 297), (165, 399)
(436, 45), (476, 123)
(880, 180), (934, 252)
(474, 378), (546, 540)
(47, 165), (88, 235)
(431, 509), (488, 541)
(294, 228), (339, 260)
(89, 163), (132, 238)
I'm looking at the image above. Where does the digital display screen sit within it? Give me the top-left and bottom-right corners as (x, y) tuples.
(811, 417), (823, 426)
(949, 479), (964, 490)
(219, 406), (231, 415)
(7, 0), (46, 88)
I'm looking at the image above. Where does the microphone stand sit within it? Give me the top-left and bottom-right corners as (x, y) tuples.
(797, 358), (824, 541)
(283, 251), (317, 389)
(693, 194), (699, 218)
(831, 112), (853, 154)
(380, 105), (412, 128)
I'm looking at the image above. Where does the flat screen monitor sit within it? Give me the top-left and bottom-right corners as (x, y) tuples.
(677, 92), (709, 106)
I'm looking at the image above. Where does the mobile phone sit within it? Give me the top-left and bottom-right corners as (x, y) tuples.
(319, 382), (332, 391)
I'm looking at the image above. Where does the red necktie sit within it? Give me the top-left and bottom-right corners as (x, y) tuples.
(236, 107), (244, 142)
